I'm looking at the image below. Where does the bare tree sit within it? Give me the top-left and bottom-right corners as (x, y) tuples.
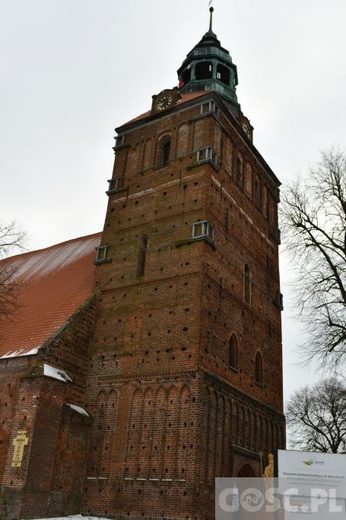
(0, 264), (21, 318)
(0, 220), (26, 259)
(286, 377), (346, 453)
(0, 220), (26, 317)
(281, 148), (346, 367)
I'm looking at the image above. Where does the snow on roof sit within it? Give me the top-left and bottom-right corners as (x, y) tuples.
(0, 233), (101, 358)
(43, 364), (72, 382)
(66, 404), (89, 416)
(9, 233), (101, 282)
(0, 346), (39, 359)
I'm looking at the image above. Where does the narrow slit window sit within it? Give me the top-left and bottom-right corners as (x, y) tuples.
(136, 236), (148, 277)
(162, 139), (171, 167)
(224, 207), (229, 232)
(244, 163), (252, 197)
(254, 174), (261, 209)
(262, 185), (268, 219)
(255, 352), (263, 385)
(236, 155), (244, 189)
(229, 335), (238, 371)
(244, 263), (251, 305)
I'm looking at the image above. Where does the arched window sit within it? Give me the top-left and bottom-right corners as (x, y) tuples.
(229, 334), (238, 371)
(255, 352), (263, 385)
(244, 263), (251, 305)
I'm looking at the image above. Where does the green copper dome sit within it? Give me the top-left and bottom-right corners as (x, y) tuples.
(177, 8), (239, 107)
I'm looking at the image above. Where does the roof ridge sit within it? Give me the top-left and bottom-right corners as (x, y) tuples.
(120, 90), (213, 128)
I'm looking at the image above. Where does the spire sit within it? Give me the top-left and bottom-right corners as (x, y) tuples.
(177, 5), (239, 108)
(204, 4), (218, 41)
(208, 6), (214, 34)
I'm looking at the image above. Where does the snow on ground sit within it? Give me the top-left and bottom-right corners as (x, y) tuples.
(32, 516), (109, 520)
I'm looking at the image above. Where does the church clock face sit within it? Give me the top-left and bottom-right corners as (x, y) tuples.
(155, 93), (173, 111)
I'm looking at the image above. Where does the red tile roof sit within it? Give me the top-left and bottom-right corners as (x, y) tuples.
(0, 233), (101, 359)
(122, 91), (212, 126)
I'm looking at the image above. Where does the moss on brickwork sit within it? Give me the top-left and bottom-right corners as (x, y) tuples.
(11, 489), (82, 519)
(0, 486), (22, 520)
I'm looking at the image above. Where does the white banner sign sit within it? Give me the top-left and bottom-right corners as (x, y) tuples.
(278, 449), (346, 499)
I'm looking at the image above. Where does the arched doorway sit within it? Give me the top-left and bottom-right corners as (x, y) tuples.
(237, 464), (255, 477)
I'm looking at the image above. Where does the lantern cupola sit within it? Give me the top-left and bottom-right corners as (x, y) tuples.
(177, 7), (239, 108)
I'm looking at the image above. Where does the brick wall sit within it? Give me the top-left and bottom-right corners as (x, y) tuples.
(82, 93), (285, 518)
(0, 299), (95, 520)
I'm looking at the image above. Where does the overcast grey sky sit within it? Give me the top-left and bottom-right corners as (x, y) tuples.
(2, 0), (346, 401)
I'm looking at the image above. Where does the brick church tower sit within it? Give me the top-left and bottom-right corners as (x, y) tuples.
(83, 8), (285, 519)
